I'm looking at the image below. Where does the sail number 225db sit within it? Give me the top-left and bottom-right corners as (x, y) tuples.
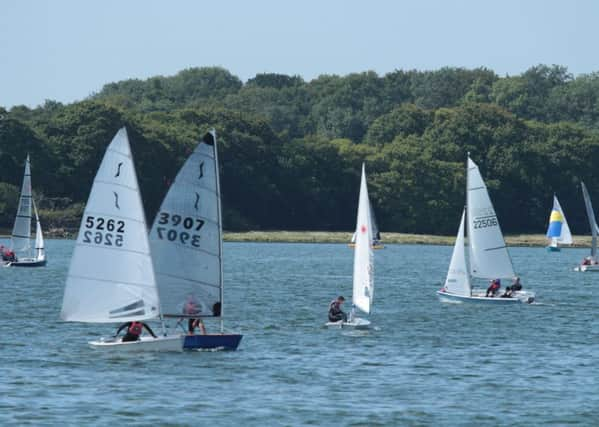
(155, 212), (204, 247)
(83, 216), (125, 247)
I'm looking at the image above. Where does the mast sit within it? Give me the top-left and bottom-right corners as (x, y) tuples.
(465, 153), (471, 295)
(212, 129), (225, 333)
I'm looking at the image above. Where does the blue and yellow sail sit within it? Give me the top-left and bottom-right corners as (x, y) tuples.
(546, 195), (573, 248)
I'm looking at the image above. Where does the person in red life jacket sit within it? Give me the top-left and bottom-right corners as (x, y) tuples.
(485, 279), (501, 297)
(183, 296), (206, 335)
(115, 321), (157, 342)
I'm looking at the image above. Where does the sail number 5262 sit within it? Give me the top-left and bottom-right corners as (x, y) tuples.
(83, 216), (125, 247)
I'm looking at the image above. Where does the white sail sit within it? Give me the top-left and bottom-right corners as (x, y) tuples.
(444, 209), (471, 296)
(61, 127), (160, 323)
(33, 199), (45, 261)
(352, 163), (374, 314)
(466, 157), (515, 279)
(581, 181), (598, 259)
(150, 131), (223, 317)
(11, 156), (32, 255)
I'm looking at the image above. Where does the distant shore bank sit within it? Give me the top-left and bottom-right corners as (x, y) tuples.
(0, 229), (592, 247)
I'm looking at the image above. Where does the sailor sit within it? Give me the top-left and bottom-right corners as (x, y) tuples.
(485, 279), (501, 297)
(183, 296), (206, 335)
(328, 296), (347, 322)
(115, 321), (157, 342)
(511, 276), (522, 292)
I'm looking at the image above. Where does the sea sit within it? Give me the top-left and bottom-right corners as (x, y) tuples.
(1, 239), (598, 426)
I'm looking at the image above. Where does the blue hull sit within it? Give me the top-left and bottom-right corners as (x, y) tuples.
(183, 334), (243, 351)
(546, 246), (560, 252)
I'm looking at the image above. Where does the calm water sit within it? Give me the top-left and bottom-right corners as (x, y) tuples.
(1, 239), (598, 426)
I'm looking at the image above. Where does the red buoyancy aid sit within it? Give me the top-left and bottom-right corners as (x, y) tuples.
(128, 322), (143, 336)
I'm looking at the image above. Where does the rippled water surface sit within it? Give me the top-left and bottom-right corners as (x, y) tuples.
(1, 239), (599, 426)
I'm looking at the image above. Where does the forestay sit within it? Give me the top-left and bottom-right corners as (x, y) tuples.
(466, 157), (514, 279)
(150, 131), (222, 317)
(444, 209), (471, 296)
(11, 156), (32, 255)
(546, 195), (572, 245)
(581, 181), (599, 259)
(352, 163), (374, 314)
(61, 127), (160, 323)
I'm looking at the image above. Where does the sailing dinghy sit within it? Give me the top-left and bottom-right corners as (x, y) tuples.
(149, 130), (242, 350)
(437, 155), (535, 304)
(60, 127), (183, 352)
(546, 195), (572, 252)
(2, 156), (46, 267)
(349, 202), (384, 249)
(575, 182), (599, 271)
(328, 164), (374, 328)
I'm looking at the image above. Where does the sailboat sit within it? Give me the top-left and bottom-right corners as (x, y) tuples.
(328, 163), (374, 328)
(546, 195), (572, 252)
(575, 181), (599, 271)
(3, 155), (46, 267)
(60, 127), (183, 351)
(149, 130), (242, 351)
(437, 155), (535, 304)
(349, 201), (384, 249)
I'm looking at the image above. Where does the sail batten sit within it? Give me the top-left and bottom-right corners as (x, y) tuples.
(352, 163), (374, 314)
(61, 127), (160, 323)
(150, 131), (223, 318)
(466, 157), (515, 279)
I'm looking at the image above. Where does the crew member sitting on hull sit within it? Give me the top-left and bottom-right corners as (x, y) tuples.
(328, 296), (347, 322)
(115, 321), (157, 342)
(511, 276), (522, 292)
(485, 279), (501, 297)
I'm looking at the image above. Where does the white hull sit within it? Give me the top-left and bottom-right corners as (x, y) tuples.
(574, 264), (599, 272)
(325, 317), (371, 329)
(437, 290), (535, 304)
(89, 335), (183, 352)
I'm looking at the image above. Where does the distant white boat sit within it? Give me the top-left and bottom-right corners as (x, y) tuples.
(575, 182), (599, 272)
(328, 163), (374, 328)
(437, 155), (535, 304)
(60, 127), (183, 352)
(545, 195), (572, 252)
(2, 155), (46, 267)
(149, 130), (242, 351)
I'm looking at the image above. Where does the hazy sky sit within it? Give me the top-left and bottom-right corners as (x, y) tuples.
(1, 0), (598, 108)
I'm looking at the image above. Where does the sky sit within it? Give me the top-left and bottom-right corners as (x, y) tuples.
(1, 0), (599, 108)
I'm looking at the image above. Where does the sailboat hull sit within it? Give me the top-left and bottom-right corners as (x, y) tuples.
(89, 335), (184, 352)
(546, 246), (560, 252)
(574, 264), (599, 272)
(183, 334), (243, 351)
(348, 243), (384, 250)
(437, 290), (533, 304)
(325, 317), (371, 329)
(6, 258), (47, 267)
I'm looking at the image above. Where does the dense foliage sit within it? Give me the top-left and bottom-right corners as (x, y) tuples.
(2, 64), (599, 234)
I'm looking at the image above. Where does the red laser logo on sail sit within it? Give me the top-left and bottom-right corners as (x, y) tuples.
(361, 225), (367, 233)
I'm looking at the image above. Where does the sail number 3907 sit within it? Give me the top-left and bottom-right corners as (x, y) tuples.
(83, 216), (125, 247)
(156, 212), (204, 247)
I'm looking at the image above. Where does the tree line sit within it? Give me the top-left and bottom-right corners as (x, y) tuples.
(1, 64), (599, 235)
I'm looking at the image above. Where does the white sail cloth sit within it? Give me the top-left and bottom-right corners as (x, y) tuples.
(581, 181), (599, 259)
(444, 210), (471, 296)
(352, 163), (374, 314)
(61, 128), (160, 323)
(150, 131), (223, 317)
(466, 157), (515, 279)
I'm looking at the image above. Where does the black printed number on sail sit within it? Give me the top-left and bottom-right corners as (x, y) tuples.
(473, 216), (498, 229)
(155, 212), (204, 247)
(83, 216), (125, 246)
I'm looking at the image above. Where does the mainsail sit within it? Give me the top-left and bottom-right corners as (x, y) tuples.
(150, 131), (223, 318)
(581, 181), (599, 259)
(546, 195), (572, 246)
(444, 209), (471, 296)
(352, 163), (374, 314)
(351, 202), (381, 244)
(466, 157), (515, 279)
(11, 156), (32, 255)
(61, 127), (160, 323)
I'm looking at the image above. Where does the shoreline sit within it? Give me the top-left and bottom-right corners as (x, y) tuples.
(0, 229), (593, 247)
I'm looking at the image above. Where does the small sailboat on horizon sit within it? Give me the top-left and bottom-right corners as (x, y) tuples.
(60, 127), (183, 352)
(545, 195), (572, 252)
(327, 163), (374, 328)
(575, 181), (599, 272)
(437, 155), (535, 304)
(149, 130), (242, 351)
(2, 155), (46, 267)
